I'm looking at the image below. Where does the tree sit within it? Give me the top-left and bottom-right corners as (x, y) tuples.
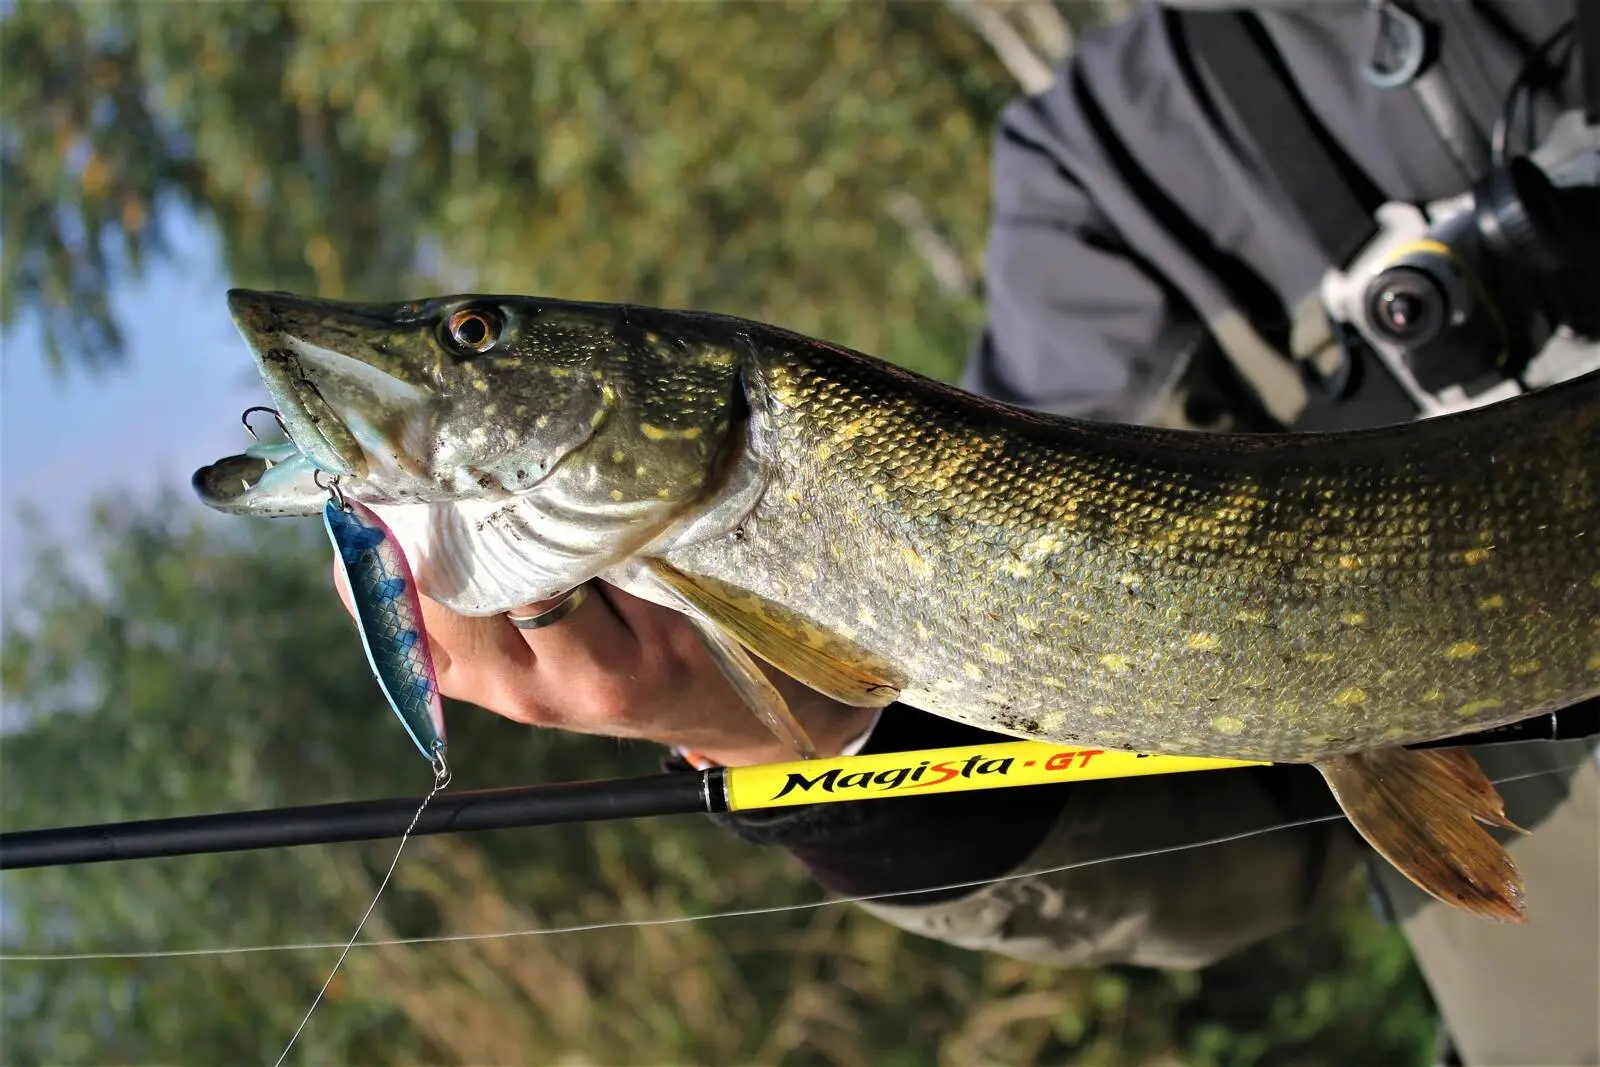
(2, 0), (1025, 380)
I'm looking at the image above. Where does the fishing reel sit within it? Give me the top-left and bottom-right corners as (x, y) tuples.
(1321, 113), (1600, 416)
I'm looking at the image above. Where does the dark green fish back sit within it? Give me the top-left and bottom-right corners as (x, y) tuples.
(664, 330), (1600, 763)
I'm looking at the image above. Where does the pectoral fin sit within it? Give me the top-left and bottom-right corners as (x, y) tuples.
(1316, 747), (1528, 923)
(647, 561), (903, 709)
(689, 616), (818, 760)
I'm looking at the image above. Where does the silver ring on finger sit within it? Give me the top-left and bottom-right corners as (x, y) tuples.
(506, 585), (589, 630)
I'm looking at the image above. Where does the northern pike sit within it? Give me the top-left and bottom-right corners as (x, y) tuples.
(195, 289), (1600, 922)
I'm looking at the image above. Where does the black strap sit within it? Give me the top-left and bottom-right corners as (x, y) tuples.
(1179, 11), (1385, 270)
(1580, 0), (1600, 123)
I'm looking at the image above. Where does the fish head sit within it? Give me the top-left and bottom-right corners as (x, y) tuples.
(195, 288), (749, 514)
(194, 288), (760, 613)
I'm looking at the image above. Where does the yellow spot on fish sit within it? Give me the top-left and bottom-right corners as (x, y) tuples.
(1445, 642), (1482, 660)
(1235, 608), (1269, 625)
(1341, 612), (1367, 627)
(1421, 688), (1445, 703)
(472, 378), (490, 393)
(1456, 698), (1505, 718)
(1337, 555), (1361, 570)
(982, 643), (1011, 665)
(1100, 653), (1131, 674)
(1020, 534), (1067, 561)
(640, 423), (702, 442)
(1510, 660), (1541, 677)
(1478, 594), (1505, 610)
(963, 662), (984, 681)
(1587, 653), (1600, 671)
(1211, 715), (1245, 735)
(656, 488), (671, 499)
(1186, 631), (1220, 652)
(814, 442), (833, 462)
(1016, 614), (1040, 633)
(871, 483), (888, 501)
(1041, 677), (1066, 689)
(610, 449), (627, 464)
(1462, 547), (1492, 565)
(856, 606), (877, 628)
(913, 620), (930, 642)
(899, 545), (933, 578)
(549, 367), (572, 379)
(1091, 704), (1116, 717)
(1333, 687), (1367, 706)
(535, 414), (551, 429)
(1304, 650), (1336, 664)
(483, 403), (497, 418)
(609, 489), (624, 502)
(1000, 558), (1034, 579)
(829, 416), (874, 443)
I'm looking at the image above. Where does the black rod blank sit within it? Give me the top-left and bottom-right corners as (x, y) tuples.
(2, 702), (1593, 872)
(0, 771), (718, 871)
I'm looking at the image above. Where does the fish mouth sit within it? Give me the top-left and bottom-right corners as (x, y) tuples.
(193, 289), (435, 516)
(227, 288), (427, 479)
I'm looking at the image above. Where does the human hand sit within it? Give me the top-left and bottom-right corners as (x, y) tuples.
(332, 565), (879, 767)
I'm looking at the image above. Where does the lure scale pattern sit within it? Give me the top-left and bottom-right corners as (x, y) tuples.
(324, 498), (447, 761)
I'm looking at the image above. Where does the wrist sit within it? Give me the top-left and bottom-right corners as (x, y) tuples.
(681, 705), (882, 768)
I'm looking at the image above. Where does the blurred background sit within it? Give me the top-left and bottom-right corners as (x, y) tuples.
(1, 2), (1439, 1063)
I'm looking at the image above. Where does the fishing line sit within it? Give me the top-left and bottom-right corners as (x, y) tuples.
(271, 758), (450, 1067)
(3, 760), (1584, 965)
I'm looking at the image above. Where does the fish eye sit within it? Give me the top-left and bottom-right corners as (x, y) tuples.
(441, 306), (504, 356)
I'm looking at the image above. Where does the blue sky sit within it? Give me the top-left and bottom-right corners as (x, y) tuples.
(1, 210), (274, 610)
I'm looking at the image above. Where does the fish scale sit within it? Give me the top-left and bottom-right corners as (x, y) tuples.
(658, 346), (1600, 764)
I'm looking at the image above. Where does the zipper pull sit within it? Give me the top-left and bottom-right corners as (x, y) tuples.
(1363, 0), (1430, 89)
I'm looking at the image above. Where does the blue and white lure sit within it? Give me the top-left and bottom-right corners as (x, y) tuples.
(321, 484), (449, 770)
(240, 406), (447, 768)
(241, 409), (452, 1064)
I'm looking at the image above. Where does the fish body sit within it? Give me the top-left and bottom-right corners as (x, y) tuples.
(196, 289), (1600, 920)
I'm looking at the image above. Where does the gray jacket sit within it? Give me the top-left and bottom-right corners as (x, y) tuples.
(741, 0), (1591, 972)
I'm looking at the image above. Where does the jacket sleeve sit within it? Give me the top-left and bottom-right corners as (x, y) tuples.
(961, 70), (1213, 426)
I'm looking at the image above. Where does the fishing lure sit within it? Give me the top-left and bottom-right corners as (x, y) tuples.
(322, 485), (449, 768)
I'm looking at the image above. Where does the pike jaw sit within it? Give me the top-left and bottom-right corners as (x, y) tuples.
(193, 289), (760, 615)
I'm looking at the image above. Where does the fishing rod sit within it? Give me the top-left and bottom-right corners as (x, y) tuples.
(4, 702), (1594, 871)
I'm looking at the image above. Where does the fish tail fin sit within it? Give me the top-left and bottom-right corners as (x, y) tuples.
(1315, 747), (1528, 923)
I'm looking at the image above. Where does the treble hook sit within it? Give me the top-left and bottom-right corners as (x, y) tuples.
(314, 468), (347, 510)
(241, 406), (290, 442)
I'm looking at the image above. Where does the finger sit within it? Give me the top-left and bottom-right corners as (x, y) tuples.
(413, 594), (534, 698)
(500, 583), (645, 713)
(330, 552), (531, 706)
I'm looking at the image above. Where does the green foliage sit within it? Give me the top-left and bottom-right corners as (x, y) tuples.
(3, 0), (1017, 381)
